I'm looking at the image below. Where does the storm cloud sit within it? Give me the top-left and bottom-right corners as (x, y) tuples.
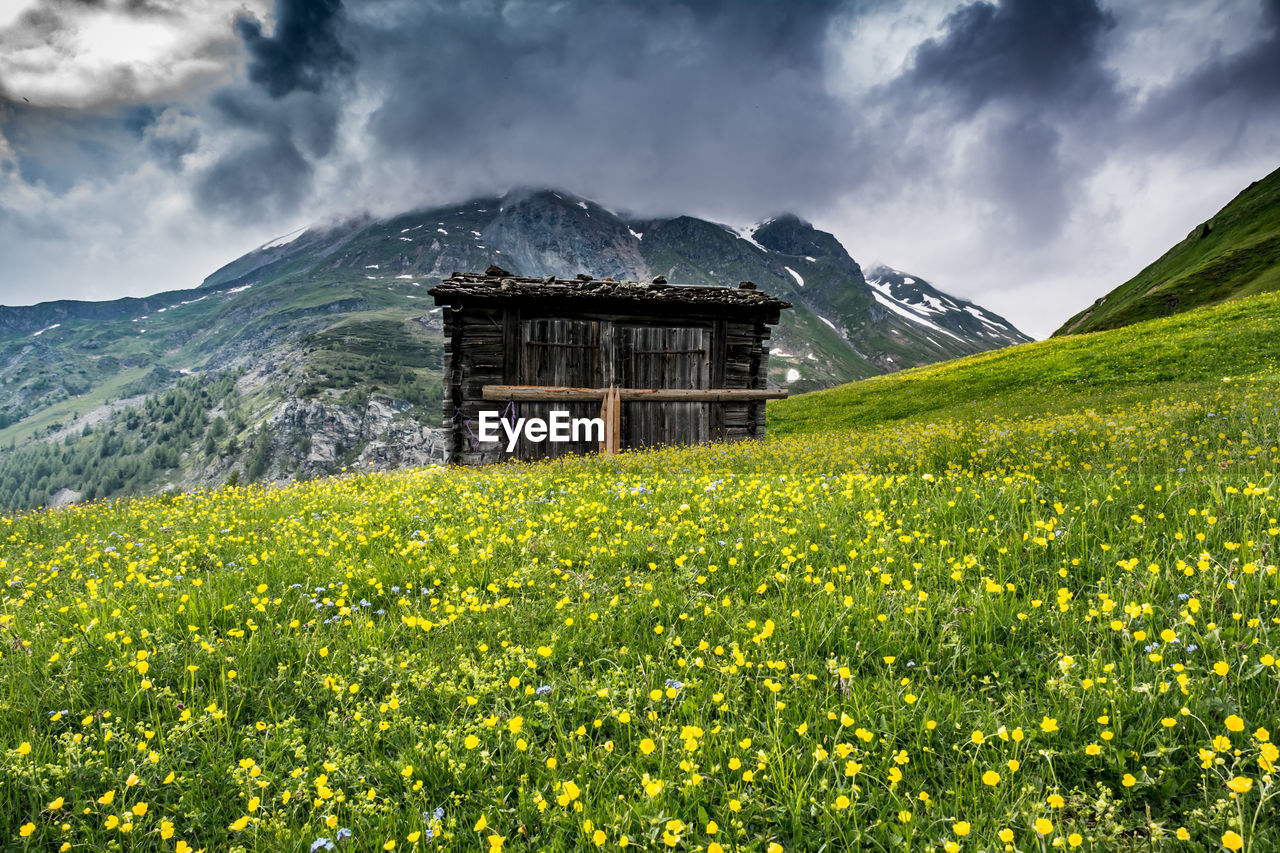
(907, 0), (1120, 117)
(867, 0), (1125, 245)
(0, 0), (1278, 336)
(195, 0), (868, 224)
(1129, 0), (1280, 155)
(235, 0), (351, 99)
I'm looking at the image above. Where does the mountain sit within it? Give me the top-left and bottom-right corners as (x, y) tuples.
(1055, 164), (1280, 335)
(0, 188), (1029, 510)
(197, 191), (1028, 386)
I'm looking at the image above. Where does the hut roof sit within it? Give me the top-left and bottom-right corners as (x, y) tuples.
(429, 267), (791, 315)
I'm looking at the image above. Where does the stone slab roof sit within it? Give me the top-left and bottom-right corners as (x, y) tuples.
(429, 267), (791, 314)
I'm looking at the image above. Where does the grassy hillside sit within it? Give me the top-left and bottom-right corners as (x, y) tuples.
(2, 293), (1279, 851)
(1056, 165), (1280, 335)
(770, 289), (1280, 436)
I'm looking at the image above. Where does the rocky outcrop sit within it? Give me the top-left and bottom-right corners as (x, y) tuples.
(481, 190), (651, 281)
(46, 488), (83, 509)
(264, 396), (446, 479)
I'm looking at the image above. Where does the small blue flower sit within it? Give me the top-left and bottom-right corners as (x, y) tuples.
(311, 838), (335, 852)
(536, 685), (552, 695)
(336, 828), (353, 842)
(664, 678), (684, 690)
(433, 807), (445, 820)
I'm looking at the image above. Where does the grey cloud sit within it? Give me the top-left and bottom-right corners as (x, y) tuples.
(190, 85), (341, 220)
(235, 0), (352, 98)
(0, 1), (265, 110)
(208, 88), (340, 159)
(0, 101), (150, 192)
(966, 114), (1072, 242)
(906, 0), (1119, 115)
(187, 0), (866, 224)
(1130, 0), (1280, 155)
(186, 0), (351, 221)
(348, 0), (861, 218)
(194, 132), (312, 220)
(870, 0), (1123, 245)
(145, 106), (201, 169)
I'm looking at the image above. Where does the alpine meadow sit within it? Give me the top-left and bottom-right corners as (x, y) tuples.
(4, 3), (1280, 853)
(3, 288), (1279, 852)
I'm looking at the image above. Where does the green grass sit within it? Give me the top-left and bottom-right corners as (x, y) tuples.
(0, 366), (149, 448)
(769, 289), (1280, 437)
(1056, 165), (1280, 335)
(2, 295), (1280, 852)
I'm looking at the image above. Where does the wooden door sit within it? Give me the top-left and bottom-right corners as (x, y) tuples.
(617, 325), (711, 449)
(516, 319), (603, 460)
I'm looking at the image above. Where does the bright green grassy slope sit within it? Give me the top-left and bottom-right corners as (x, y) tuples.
(1055, 165), (1280, 335)
(5, 279), (1280, 851)
(769, 288), (1280, 437)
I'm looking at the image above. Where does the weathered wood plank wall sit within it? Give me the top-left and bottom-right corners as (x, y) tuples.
(437, 278), (786, 464)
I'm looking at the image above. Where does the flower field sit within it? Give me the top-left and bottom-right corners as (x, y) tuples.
(4, 297), (1280, 851)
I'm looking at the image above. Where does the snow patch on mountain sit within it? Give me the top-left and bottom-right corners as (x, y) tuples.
(869, 289), (964, 342)
(964, 306), (1008, 329)
(724, 223), (766, 251)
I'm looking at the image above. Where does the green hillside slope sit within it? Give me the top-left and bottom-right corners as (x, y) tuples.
(3, 292), (1278, 851)
(770, 289), (1280, 436)
(1055, 165), (1280, 335)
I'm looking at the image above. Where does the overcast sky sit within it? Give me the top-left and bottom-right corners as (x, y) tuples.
(1, 0), (1276, 338)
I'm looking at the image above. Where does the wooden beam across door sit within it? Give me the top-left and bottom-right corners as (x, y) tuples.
(481, 383), (788, 457)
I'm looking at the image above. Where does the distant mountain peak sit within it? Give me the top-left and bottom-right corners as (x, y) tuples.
(753, 215), (845, 260)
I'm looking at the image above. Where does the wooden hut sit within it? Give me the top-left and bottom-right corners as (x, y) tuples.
(428, 267), (791, 464)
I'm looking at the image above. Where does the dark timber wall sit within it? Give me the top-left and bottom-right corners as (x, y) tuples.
(430, 271), (790, 465)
